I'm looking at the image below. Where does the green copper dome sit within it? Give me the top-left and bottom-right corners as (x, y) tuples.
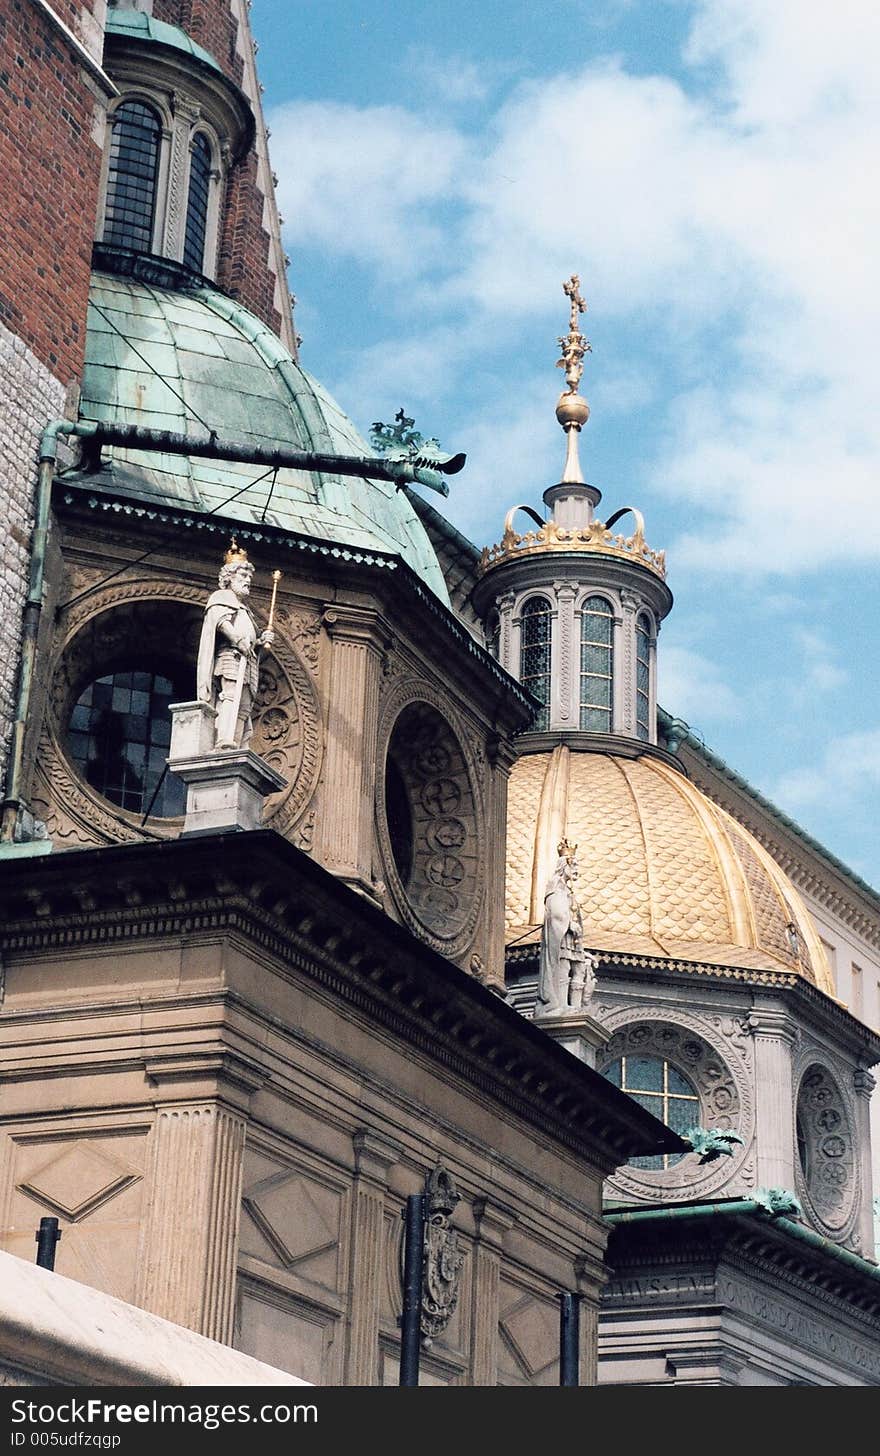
(104, 8), (223, 74)
(75, 271), (449, 601)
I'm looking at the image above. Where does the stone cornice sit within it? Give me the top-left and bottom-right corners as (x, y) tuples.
(605, 1207), (880, 1325)
(0, 830), (680, 1173)
(505, 950), (880, 1061)
(55, 482), (534, 732)
(677, 740), (880, 952)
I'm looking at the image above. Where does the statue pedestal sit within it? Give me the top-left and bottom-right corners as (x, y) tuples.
(168, 702), (286, 835)
(532, 1008), (610, 1069)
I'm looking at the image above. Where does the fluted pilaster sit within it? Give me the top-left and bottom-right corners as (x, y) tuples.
(469, 1198), (515, 1385)
(139, 1102), (246, 1342)
(345, 1129), (401, 1385)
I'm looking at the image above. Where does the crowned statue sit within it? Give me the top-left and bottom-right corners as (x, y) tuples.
(538, 839), (596, 1016)
(197, 539), (277, 750)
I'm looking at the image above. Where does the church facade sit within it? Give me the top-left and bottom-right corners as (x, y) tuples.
(1, 0), (879, 1387)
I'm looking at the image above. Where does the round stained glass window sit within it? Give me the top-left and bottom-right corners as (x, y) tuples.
(66, 669), (186, 819)
(604, 1055), (700, 1170)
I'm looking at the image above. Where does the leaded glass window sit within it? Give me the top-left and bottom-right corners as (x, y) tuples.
(636, 613), (651, 741)
(604, 1056), (699, 1170)
(520, 595), (552, 730)
(66, 670), (185, 818)
(580, 596), (613, 731)
(183, 133), (213, 273)
(102, 100), (161, 253)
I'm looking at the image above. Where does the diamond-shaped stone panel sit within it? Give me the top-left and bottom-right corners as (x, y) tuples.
(499, 1293), (558, 1378)
(19, 1141), (140, 1222)
(243, 1171), (340, 1277)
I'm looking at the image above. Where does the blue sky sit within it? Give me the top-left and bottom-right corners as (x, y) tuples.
(253, 0), (880, 888)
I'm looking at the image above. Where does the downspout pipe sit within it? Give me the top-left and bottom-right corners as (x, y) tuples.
(70, 420), (465, 494)
(0, 419), (78, 841)
(0, 418), (468, 841)
(605, 1201), (880, 1288)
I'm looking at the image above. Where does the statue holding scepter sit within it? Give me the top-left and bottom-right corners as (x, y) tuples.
(197, 540), (279, 750)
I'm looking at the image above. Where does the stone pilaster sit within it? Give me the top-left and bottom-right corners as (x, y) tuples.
(618, 588), (639, 737)
(469, 1198), (515, 1385)
(748, 1009), (798, 1191)
(853, 1068), (876, 1254)
(314, 608), (387, 894)
(345, 1129), (401, 1385)
(483, 735), (516, 993)
(138, 1102), (246, 1342)
(553, 581), (577, 729)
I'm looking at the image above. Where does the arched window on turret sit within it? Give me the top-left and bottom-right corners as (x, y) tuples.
(580, 595), (614, 732)
(183, 132), (213, 273)
(520, 595), (553, 730)
(636, 612), (652, 741)
(102, 99), (162, 253)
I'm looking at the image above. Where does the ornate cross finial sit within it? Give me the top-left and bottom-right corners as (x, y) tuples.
(563, 274), (586, 333)
(556, 274), (592, 394)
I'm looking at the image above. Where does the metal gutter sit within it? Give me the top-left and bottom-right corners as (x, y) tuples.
(605, 1199), (880, 1288)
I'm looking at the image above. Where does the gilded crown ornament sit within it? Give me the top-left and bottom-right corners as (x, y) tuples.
(224, 536), (250, 567)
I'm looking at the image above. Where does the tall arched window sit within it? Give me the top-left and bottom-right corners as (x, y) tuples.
(636, 613), (652, 741)
(520, 596), (552, 730)
(580, 596), (613, 731)
(102, 100), (162, 253)
(183, 133), (213, 273)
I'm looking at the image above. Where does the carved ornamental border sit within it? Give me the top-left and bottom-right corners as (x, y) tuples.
(375, 674), (486, 959)
(596, 1006), (755, 1200)
(792, 1047), (861, 1248)
(37, 577), (322, 847)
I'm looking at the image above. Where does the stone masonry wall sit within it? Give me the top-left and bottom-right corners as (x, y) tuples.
(0, 322), (66, 784)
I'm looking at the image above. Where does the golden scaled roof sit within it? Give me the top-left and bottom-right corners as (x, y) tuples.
(506, 746), (833, 991)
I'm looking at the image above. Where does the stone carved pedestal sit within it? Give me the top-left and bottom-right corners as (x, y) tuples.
(533, 1009), (611, 1069)
(168, 701), (286, 834)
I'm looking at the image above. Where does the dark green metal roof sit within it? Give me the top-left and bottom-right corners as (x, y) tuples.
(104, 8), (222, 73)
(75, 271), (449, 600)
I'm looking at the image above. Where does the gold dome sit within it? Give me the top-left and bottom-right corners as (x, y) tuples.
(506, 746), (833, 990)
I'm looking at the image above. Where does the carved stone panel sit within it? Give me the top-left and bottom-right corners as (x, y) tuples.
(33, 580), (322, 849)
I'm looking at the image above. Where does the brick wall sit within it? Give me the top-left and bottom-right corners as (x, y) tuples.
(0, 0), (105, 387)
(151, 0), (287, 340)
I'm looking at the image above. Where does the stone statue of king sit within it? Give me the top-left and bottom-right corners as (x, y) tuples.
(197, 539), (274, 750)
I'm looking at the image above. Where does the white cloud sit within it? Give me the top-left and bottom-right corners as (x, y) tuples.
(269, 101), (466, 272)
(774, 728), (880, 811)
(271, 2), (880, 573)
(657, 643), (740, 724)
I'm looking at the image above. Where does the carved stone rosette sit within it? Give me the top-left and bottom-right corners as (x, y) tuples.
(376, 676), (485, 958)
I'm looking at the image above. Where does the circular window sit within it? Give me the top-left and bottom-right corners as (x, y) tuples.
(796, 1064), (855, 1232)
(67, 668), (187, 818)
(380, 701), (480, 945)
(605, 1055), (700, 1169)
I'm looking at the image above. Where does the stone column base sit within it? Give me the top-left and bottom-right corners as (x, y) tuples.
(533, 1009), (611, 1068)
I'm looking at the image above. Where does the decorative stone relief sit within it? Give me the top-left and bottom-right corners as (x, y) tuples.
(598, 1009), (753, 1199)
(35, 580), (322, 848)
(376, 679), (485, 957)
(420, 1166), (465, 1345)
(794, 1061), (858, 1237)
